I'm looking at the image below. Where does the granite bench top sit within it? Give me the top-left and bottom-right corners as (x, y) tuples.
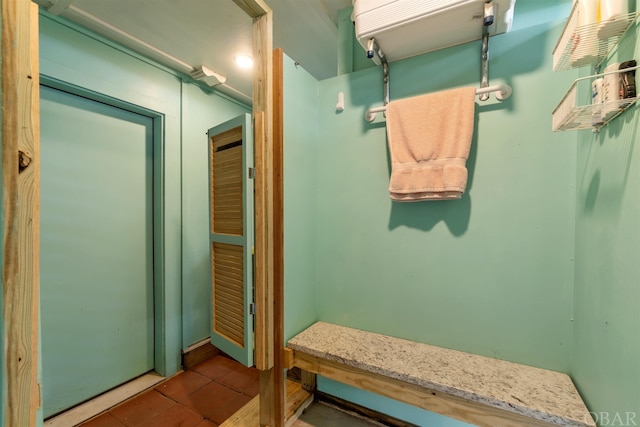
(288, 322), (595, 427)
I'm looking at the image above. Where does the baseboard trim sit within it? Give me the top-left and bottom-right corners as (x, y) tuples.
(44, 372), (165, 427)
(182, 339), (219, 370)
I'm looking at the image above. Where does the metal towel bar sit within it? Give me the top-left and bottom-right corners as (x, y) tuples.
(364, 84), (512, 122)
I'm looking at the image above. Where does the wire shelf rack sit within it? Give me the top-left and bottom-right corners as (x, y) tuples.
(552, 65), (639, 132)
(553, 3), (639, 72)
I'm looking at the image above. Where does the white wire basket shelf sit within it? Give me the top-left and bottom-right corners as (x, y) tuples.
(552, 3), (639, 72)
(552, 65), (639, 132)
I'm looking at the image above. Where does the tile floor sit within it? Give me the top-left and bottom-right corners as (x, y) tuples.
(79, 354), (259, 427)
(78, 353), (388, 427)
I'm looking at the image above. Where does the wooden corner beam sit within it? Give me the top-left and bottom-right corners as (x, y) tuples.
(234, 1), (282, 426)
(2, 1), (41, 425)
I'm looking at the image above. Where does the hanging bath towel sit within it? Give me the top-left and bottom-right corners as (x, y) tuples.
(386, 87), (476, 201)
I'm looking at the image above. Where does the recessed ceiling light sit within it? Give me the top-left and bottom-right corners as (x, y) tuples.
(234, 54), (254, 69)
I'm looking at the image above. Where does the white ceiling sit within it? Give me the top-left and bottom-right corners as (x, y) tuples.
(35, 0), (353, 104)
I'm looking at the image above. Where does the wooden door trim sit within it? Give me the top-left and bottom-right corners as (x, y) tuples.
(232, 1), (282, 426)
(2, 2), (41, 425)
(272, 47), (285, 427)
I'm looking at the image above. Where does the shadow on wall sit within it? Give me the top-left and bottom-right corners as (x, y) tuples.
(387, 110), (480, 236)
(578, 20), (638, 215)
(580, 107), (638, 216)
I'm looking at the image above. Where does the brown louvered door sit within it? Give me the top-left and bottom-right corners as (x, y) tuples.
(207, 114), (254, 367)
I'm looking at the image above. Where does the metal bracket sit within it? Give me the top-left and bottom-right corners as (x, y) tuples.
(480, 1), (495, 101)
(366, 37), (390, 108)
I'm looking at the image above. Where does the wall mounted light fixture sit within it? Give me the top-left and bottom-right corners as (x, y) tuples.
(191, 65), (227, 86)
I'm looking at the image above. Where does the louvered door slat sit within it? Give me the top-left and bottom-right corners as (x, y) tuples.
(215, 270), (244, 285)
(211, 129), (243, 236)
(212, 243), (245, 347)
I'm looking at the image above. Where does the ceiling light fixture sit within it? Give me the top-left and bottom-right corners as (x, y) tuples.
(234, 54), (254, 69)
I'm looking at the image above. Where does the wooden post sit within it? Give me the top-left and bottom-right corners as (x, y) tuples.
(300, 370), (316, 394)
(2, 1), (41, 425)
(272, 47), (285, 426)
(233, 0), (274, 374)
(232, 1), (281, 426)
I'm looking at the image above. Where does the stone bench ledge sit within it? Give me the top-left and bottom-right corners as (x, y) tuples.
(288, 322), (595, 427)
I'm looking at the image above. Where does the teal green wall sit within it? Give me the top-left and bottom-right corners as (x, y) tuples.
(283, 55), (319, 342)
(181, 83), (250, 348)
(39, 12), (250, 384)
(316, 7), (576, 372)
(337, 7), (374, 75)
(284, 1), (584, 424)
(572, 21), (640, 421)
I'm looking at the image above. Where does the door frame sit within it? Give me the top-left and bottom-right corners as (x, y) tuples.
(232, 1), (282, 426)
(2, 3), (41, 426)
(39, 76), (170, 376)
(2, 1), (280, 425)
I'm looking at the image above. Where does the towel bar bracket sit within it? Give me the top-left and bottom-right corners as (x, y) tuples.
(480, 1), (495, 101)
(480, 29), (490, 101)
(366, 37), (390, 108)
(363, 4), (513, 123)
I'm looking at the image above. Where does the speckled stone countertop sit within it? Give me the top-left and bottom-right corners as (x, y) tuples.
(288, 322), (595, 427)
